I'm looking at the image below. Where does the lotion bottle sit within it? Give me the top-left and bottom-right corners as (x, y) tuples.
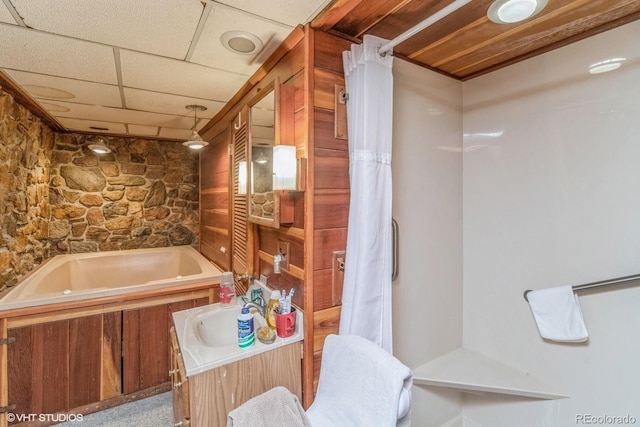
(266, 290), (281, 330)
(238, 307), (255, 348)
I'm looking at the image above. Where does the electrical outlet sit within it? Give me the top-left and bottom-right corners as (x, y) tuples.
(332, 250), (345, 305)
(277, 240), (290, 270)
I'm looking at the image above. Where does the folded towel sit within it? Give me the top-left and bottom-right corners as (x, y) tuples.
(527, 285), (589, 342)
(306, 334), (413, 427)
(226, 386), (311, 427)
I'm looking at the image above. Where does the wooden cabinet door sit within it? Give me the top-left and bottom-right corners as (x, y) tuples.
(6, 314), (118, 423)
(123, 298), (209, 395)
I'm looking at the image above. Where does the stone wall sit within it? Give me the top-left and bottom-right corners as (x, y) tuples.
(49, 134), (199, 256)
(0, 87), (200, 291)
(0, 88), (53, 289)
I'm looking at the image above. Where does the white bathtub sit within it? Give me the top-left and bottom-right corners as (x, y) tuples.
(0, 245), (222, 311)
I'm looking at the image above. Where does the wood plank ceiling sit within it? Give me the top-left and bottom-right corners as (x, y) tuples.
(312, 0), (640, 80)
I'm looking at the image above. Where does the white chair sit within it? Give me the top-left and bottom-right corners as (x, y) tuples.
(306, 334), (412, 427)
(227, 334), (412, 427)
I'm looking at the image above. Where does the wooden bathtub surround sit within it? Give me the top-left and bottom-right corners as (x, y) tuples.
(0, 281), (218, 427)
(169, 326), (303, 427)
(198, 25), (351, 408)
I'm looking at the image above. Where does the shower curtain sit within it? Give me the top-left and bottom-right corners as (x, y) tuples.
(339, 35), (394, 353)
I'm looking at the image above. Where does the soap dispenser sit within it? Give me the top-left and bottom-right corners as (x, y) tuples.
(219, 271), (235, 306)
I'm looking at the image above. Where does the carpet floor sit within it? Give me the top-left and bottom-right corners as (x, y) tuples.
(55, 392), (173, 427)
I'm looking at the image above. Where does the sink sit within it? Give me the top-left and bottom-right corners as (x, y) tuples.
(172, 283), (303, 376)
(194, 304), (266, 347)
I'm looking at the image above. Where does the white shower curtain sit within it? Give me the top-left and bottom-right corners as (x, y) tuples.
(339, 35), (394, 353)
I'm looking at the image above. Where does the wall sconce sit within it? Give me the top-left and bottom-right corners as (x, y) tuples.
(238, 161), (247, 195)
(272, 145), (297, 191)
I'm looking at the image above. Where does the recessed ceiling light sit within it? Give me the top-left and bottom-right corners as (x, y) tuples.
(23, 85), (75, 100)
(487, 0), (547, 24)
(220, 31), (263, 55)
(589, 58), (626, 74)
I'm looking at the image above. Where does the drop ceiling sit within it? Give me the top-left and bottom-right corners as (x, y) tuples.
(1, 0), (639, 141)
(0, 0), (331, 140)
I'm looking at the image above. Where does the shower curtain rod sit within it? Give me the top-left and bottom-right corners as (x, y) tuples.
(377, 0), (473, 56)
(523, 273), (640, 302)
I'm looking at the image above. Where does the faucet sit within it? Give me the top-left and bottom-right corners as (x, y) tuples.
(242, 300), (265, 318)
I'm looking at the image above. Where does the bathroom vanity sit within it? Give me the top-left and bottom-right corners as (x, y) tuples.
(170, 301), (304, 427)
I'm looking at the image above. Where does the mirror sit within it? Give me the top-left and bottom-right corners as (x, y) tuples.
(248, 80), (280, 227)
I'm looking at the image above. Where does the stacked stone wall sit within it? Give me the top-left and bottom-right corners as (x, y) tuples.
(49, 134), (199, 256)
(0, 88), (200, 291)
(0, 89), (53, 289)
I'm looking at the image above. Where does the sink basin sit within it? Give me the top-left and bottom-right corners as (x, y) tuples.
(194, 304), (265, 347)
(172, 288), (303, 376)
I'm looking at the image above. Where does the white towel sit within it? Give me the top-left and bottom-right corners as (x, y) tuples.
(527, 285), (589, 342)
(226, 386), (311, 427)
(306, 334), (413, 427)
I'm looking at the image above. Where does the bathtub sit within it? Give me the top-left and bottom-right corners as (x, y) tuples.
(0, 245), (222, 311)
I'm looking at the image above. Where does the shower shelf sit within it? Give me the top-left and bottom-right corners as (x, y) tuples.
(412, 347), (569, 400)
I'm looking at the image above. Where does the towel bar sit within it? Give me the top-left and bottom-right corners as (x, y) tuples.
(523, 273), (640, 302)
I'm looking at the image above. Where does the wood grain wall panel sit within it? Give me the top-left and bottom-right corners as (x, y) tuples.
(313, 269), (333, 311)
(101, 312), (122, 401)
(35, 320), (69, 414)
(314, 150), (349, 190)
(200, 231), (229, 269)
(313, 229), (347, 270)
(313, 69), (345, 110)
(314, 190), (350, 229)
(312, 306), (341, 353)
(314, 31), (352, 74)
(69, 315), (102, 409)
(137, 305), (170, 392)
(314, 108), (349, 151)
(200, 190), (228, 210)
(122, 310), (140, 394)
(200, 209), (229, 230)
(7, 326), (33, 420)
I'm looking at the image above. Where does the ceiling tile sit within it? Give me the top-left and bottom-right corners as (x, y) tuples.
(0, 24), (117, 84)
(123, 88), (224, 119)
(10, 0), (204, 59)
(213, 0), (332, 27)
(4, 70), (122, 107)
(57, 117), (127, 135)
(0, 4), (16, 24)
(128, 124), (159, 137)
(120, 49), (248, 101)
(158, 127), (193, 140)
(48, 102), (195, 129)
(189, 5), (292, 75)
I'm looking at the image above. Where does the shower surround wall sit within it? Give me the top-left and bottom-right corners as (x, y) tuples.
(0, 88), (200, 291)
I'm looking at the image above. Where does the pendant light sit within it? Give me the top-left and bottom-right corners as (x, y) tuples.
(88, 138), (112, 154)
(183, 105), (208, 150)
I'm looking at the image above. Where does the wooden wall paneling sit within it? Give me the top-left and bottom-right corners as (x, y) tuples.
(137, 305), (170, 392)
(122, 310), (140, 394)
(200, 128), (231, 271)
(0, 318), (7, 427)
(301, 24), (316, 409)
(314, 69), (346, 110)
(313, 269), (334, 311)
(313, 229), (348, 271)
(314, 108), (348, 151)
(312, 306), (341, 354)
(313, 29), (353, 74)
(101, 312), (122, 401)
(7, 326), (33, 422)
(69, 315), (102, 409)
(314, 190), (350, 230)
(314, 150), (349, 190)
(34, 320), (69, 414)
